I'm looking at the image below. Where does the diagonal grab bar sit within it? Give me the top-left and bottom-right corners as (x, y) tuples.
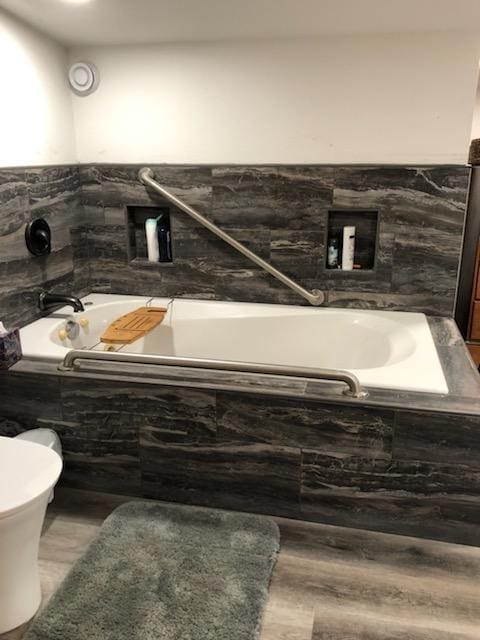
(58, 350), (368, 399)
(138, 167), (324, 306)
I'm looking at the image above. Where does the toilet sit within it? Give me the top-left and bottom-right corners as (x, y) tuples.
(0, 433), (62, 634)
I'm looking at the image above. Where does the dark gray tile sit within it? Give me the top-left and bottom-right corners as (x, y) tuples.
(0, 168), (29, 236)
(394, 410), (480, 467)
(211, 165), (333, 230)
(217, 393), (393, 461)
(27, 166), (80, 208)
(141, 441), (301, 517)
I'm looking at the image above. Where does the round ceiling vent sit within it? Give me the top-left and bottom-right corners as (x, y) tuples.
(68, 62), (99, 96)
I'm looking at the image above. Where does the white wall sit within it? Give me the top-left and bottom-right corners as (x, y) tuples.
(471, 74), (480, 140)
(71, 32), (480, 165)
(0, 10), (76, 167)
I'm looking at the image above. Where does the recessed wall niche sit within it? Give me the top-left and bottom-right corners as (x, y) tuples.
(126, 205), (173, 265)
(326, 210), (379, 271)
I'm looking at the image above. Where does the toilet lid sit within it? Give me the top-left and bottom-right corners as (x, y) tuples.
(0, 436), (62, 518)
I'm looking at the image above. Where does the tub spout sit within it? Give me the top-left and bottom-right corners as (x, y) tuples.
(39, 291), (85, 313)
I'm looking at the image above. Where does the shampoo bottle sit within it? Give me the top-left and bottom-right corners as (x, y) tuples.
(145, 218), (160, 262)
(342, 226), (355, 271)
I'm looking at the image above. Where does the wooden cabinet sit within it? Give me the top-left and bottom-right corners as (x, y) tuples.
(467, 243), (480, 366)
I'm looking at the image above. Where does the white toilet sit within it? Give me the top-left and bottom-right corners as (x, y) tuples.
(0, 433), (62, 634)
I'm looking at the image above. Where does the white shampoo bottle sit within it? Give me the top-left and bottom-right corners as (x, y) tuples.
(145, 218), (160, 262)
(342, 226), (355, 270)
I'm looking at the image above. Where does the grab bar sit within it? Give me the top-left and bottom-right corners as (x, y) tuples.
(138, 167), (324, 306)
(58, 350), (368, 399)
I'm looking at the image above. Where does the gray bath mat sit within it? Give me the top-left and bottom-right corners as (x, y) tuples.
(25, 501), (279, 640)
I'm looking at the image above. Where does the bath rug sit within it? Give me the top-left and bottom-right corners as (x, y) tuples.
(25, 501), (280, 640)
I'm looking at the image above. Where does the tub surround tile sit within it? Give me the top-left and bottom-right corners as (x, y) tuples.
(2, 364), (480, 545)
(394, 411), (480, 467)
(0, 162), (470, 328)
(0, 165), (83, 327)
(211, 166), (334, 230)
(140, 441), (302, 518)
(216, 393), (393, 461)
(427, 316), (464, 347)
(26, 166), (80, 207)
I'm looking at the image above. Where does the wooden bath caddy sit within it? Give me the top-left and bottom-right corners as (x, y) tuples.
(101, 307), (168, 345)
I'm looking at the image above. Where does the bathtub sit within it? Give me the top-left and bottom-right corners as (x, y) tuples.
(19, 293), (448, 394)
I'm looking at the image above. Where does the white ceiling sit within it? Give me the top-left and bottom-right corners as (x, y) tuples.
(2, 0), (480, 46)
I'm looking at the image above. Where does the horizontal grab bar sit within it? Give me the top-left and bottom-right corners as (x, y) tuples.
(58, 350), (368, 399)
(138, 167), (324, 306)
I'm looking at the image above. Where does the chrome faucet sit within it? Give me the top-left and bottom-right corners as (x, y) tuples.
(38, 291), (85, 313)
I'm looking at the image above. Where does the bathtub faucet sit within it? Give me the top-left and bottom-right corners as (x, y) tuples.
(39, 291), (85, 313)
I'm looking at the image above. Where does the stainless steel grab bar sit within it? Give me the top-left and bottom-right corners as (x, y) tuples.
(138, 168), (324, 306)
(58, 350), (368, 399)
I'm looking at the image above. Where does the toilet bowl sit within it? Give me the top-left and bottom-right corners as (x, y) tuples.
(0, 435), (62, 634)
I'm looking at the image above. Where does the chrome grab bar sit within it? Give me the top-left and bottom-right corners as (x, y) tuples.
(138, 167), (324, 307)
(58, 350), (368, 399)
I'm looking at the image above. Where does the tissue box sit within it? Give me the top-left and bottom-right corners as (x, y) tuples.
(0, 328), (22, 370)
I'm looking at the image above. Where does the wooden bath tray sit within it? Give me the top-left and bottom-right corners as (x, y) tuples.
(101, 307), (168, 344)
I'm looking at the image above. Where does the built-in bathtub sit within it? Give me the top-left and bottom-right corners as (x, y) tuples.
(20, 293), (447, 395)
(3, 293), (480, 545)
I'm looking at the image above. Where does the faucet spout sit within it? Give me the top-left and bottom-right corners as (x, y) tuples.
(39, 291), (85, 313)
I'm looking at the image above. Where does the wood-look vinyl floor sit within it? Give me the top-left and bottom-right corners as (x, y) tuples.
(2, 488), (480, 640)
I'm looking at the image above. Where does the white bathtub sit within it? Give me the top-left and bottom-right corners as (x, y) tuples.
(20, 293), (448, 394)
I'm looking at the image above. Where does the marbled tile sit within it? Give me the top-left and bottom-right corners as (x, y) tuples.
(99, 164), (212, 215)
(437, 345), (480, 397)
(428, 316), (464, 347)
(141, 442), (301, 517)
(270, 230), (323, 279)
(0, 373), (63, 421)
(172, 226), (271, 265)
(326, 289), (454, 316)
(301, 451), (480, 545)
(0, 168), (29, 236)
(216, 393), (393, 461)
(50, 418), (142, 496)
(78, 165), (103, 211)
(391, 225), (461, 298)
(333, 166), (469, 221)
(394, 410), (480, 467)
(211, 166), (334, 230)
(26, 166), (80, 208)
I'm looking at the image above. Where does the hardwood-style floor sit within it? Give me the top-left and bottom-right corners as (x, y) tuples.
(2, 488), (480, 640)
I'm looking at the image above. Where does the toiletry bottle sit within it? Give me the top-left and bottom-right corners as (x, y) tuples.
(145, 218), (160, 262)
(327, 237), (339, 268)
(342, 226), (356, 271)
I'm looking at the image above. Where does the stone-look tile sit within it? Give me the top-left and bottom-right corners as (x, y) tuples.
(394, 410), (480, 467)
(0, 165), (83, 328)
(428, 316), (464, 347)
(0, 373), (63, 422)
(26, 165), (80, 208)
(0, 162), (471, 322)
(437, 345), (480, 397)
(0, 168), (29, 236)
(332, 165), (469, 315)
(211, 166), (334, 230)
(326, 289), (455, 316)
(216, 392), (393, 461)
(99, 164), (212, 214)
(270, 230), (323, 280)
(301, 452), (480, 545)
(141, 442), (301, 517)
